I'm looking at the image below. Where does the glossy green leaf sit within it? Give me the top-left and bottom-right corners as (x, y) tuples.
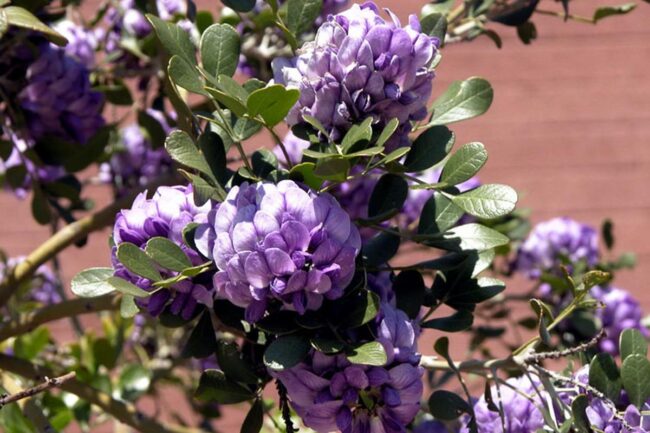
(368, 173), (409, 220)
(346, 341), (387, 366)
(621, 354), (650, 408)
(314, 156), (349, 181)
(181, 170), (226, 205)
(252, 149), (278, 178)
(165, 130), (215, 180)
(376, 118), (399, 147)
(440, 142), (487, 186)
(341, 117), (373, 152)
(195, 369), (255, 404)
(429, 77), (493, 126)
(287, 0), (322, 35)
(571, 394), (591, 433)
(418, 193), (464, 235)
(264, 335), (311, 371)
(221, 0), (256, 12)
(247, 84), (300, 126)
(404, 125), (454, 172)
(362, 230), (400, 267)
(393, 270), (426, 319)
(145, 237), (192, 272)
(106, 276), (150, 297)
(198, 130), (229, 186)
(14, 327), (49, 360)
(448, 184), (517, 219)
(31, 185), (52, 225)
(4, 6), (67, 45)
(168, 55), (207, 95)
(241, 399), (264, 433)
(589, 353), (622, 401)
(120, 295), (139, 318)
(620, 328), (648, 360)
(440, 223), (509, 251)
(117, 242), (162, 282)
(421, 12), (447, 42)
(200, 24), (240, 78)
(289, 162), (323, 190)
(428, 390), (470, 420)
(206, 86), (247, 117)
(422, 310), (474, 332)
(182, 311), (217, 358)
(593, 3), (636, 22)
(71, 267), (115, 298)
(339, 290), (381, 328)
(216, 341), (259, 384)
(147, 14), (196, 65)
(118, 364), (152, 401)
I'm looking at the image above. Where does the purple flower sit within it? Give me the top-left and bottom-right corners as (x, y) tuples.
(273, 2), (439, 149)
(194, 180), (361, 322)
(0, 257), (61, 306)
(112, 185), (212, 319)
(156, 0), (187, 21)
(591, 286), (649, 356)
(516, 217), (600, 279)
(273, 131), (311, 167)
(99, 109), (174, 196)
(462, 376), (547, 433)
(273, 302), (422, 433)
(53, 20), (99, 68)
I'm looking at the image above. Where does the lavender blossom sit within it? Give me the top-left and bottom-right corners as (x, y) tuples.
(273, 131), (310, 167)
(194, 180), (361, 322)
(273, 302), (423, 433)
(462, 376), (547, 433)
(0, 257), (61, 306)
(590, 286), (649, 356)
(99, 109), (174, 196)
(274, 2), (439, 149)
(53, 20), (99, 68)
(112, 185), (212, 319)
(515, 217), (600, 279)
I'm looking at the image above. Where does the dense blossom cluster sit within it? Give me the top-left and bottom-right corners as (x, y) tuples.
(99, 109), (174, 196)
(516, 217), (599, 278)
(274, 2), (439, 149)
(112, 185), (212, 319)
(194, 180), (361, 322)
(273, 289), (423, 433)
(54, 20), (100, 68)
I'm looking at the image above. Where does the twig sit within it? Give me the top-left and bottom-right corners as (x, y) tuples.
(0, 372), (76, 408)
(525, 328), (606, 363)
(0, 176), (176, 308)
(0, 294), (120, 342)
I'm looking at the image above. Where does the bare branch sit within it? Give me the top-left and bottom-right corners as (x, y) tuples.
(0, 372), (76, 408)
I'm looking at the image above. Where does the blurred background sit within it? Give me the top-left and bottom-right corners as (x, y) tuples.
(0, 0), (649, 429)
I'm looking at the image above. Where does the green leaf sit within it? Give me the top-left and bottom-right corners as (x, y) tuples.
(182, 311), (217, 358)
(198, 130), (229, 186)
(593, 3), (636, 22)
(264, 335), (311, 371)
(286, 0), (322, 35)
(165, 130), (215, 180)
(338, 290), (381, 328)
(145, 237), (192, 272)
(314, 156), (349, 181)
(362, 230), (400, 267)
(251, 149), (278, 178)
(216, 341), (259, 384)
(421, 12), (447, 42)
(346, 341), (387, 366)
(0, 9), (9, 39)
(195, 369), (255, 404)
(422, 310), (474, 332)
(241, 399), (264, 433)
(289, 162), (323, 190)
(621, 354), (650, 408)
(31, 185), (52, 225)
(137, 109), (167, 149)
(620, 328), (648, 360)
(147, 14), (196, 65)
(200, 24), (240, 78)
(221, 0), (256, 12)
(168, 55), (207, 95)
(440, 142), (488, 186)
(14, 327), (49, 360)
(71, 268), (115, 298)
(106, 276), (150, 297)
(95, 84), (133, 105)
(120, 295), (139, 318)
(571, 394), (591, 433)
(447, 184), (517, 219)
(195, 10), (214, 34)
(341, 117), (373, 152)
(404, 126), (454, 172)
(582, 270), (611, 290)
(602, 219), (615, 250)
(428, 390), (470, 420)
(418, 193), (464, 235)
(429, 77), (493, 126)
(4, 6), (67, 45)
(368, 173), (409, 221)
(589, 353), (622, 401)
(118, 364), (152, 401)
(439, 223), (510, 251)
(311, 337), (345, 354)
(247, 84), (300, 127)
(393, 270), (426, 319)
(117, 242), (162, 282)
(376, 118), (399, 148)
(206, 86), (247, 117)
(181, 170), (226, 205)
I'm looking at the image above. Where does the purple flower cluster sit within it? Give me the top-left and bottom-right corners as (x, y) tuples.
(516, 217), (600, 279)
(274, 2), (439, 150)
(0, 257), (61, 306)
(99, 109), (174, 196)
(273, 301), (423, 433)
(112, 185), (212, 319)
(194, 180), (361, 322)
(53, 20), (99, 68)
(462, 376), (547, 433)
(590, 286), (649, 356)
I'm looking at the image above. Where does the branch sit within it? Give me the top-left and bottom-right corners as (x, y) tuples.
(0, 372), (76, 408)
(0, 176), (176, 308)
(0, 353), (193, 433)
(0, 294), (120, 342)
